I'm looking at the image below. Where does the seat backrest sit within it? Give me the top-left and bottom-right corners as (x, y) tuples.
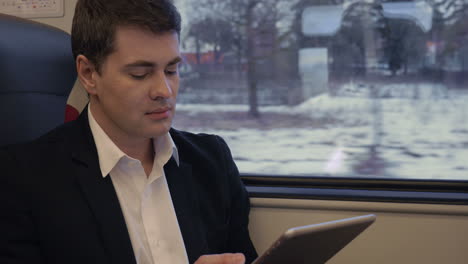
(0, 14), (77, 146)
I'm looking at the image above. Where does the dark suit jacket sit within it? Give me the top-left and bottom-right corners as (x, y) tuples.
(0, 110), (257, 264)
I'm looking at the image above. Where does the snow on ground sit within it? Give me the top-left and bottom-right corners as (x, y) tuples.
(175, 83), (468, 180)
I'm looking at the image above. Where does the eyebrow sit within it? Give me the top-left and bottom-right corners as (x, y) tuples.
(168, 56), (182, 66)
(123, 56), (182, 69)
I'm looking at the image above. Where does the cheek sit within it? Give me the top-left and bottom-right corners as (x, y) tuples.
(97, 81), (139, 114)
(100, 76), (136, 100)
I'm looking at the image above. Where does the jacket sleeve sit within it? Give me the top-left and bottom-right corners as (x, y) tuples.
(215, 136), (258, 264)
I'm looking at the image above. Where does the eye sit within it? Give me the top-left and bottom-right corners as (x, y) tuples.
(165, 64), (179, 76)
(165, 69), (178, 76)
(129, 73), (148, 80)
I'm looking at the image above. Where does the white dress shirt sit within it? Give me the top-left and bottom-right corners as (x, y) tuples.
(88, 106), (188, 264)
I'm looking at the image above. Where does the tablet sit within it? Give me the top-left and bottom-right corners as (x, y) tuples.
(252, 214), (376, 264)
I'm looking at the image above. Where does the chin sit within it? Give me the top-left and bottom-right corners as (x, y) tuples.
(148, 123), (172, 138)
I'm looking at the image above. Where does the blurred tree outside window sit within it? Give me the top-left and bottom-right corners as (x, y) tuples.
(173, 0), (468, 181)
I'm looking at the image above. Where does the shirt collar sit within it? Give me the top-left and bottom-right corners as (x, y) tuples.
(87, 105), (179, 178)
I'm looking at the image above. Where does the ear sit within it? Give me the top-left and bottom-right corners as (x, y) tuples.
(76, 55), (98, 95)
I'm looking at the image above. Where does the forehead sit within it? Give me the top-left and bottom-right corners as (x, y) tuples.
(110, 25), (180, 62)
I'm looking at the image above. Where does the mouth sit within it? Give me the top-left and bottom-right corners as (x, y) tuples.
(145, 107), (172, 120)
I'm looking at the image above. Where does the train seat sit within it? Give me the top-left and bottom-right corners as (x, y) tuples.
(0, 14), (76, 146)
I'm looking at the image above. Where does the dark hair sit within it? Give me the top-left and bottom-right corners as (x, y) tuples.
(71, 0), (181, 72)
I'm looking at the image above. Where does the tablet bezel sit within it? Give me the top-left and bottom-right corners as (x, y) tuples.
(252, 214), (376, 264)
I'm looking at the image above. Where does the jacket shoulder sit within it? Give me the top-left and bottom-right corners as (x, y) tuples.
(169, 128), (234, 170)
(170, 128), (228, 154)
(0, 119), (83, 162)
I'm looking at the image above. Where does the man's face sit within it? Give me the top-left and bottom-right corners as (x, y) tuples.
(90, 26), (181, 141)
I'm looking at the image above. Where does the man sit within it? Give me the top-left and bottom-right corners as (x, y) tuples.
(0, 0), (257, 263)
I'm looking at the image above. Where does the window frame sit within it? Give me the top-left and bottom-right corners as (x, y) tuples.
(241, 174), (468, 205)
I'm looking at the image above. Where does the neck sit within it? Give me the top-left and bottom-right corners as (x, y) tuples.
(123, 139), (155, 177)
(89, 101), (155, 173)
(119, 138), (154, 164)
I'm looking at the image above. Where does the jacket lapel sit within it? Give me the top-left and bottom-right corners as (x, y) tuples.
(70, 111), (136, 264)
(165, 158), (208, 263)
(68, 111), (207, 264)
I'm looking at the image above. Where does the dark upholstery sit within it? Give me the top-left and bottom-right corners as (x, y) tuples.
(0, 14), (76, 146)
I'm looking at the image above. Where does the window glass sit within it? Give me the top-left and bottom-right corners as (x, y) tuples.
(173, 0), (468, 180)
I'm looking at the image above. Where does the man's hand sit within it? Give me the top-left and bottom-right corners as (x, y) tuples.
(194, 253), (246, 264)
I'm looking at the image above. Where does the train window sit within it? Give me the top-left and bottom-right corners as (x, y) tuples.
(172, 0), (468, 189)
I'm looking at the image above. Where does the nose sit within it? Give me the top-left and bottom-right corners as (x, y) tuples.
(149, 72), (172, 100)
